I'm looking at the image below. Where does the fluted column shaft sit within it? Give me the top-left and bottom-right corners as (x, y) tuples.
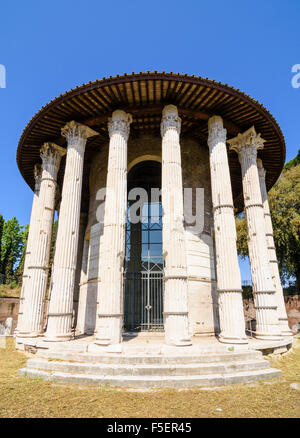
(257, 159), (292, 336)
(45, 121), (98, 341)
(94, 110), (132, 346)
(228, 127), (281, 340)
(19, 143), (65, 337)
(208, 116), (247, 343)
(161, 105), (191, 346)
(15, 164), (42, 334)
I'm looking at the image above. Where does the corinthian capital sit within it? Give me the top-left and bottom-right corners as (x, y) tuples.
(207, 115), (227, 146)
(160, 104), (181, 137)
(108, 110), (132, 140)
(61, 121), (98, 142)
(227, 126), (265, 162)
(40, 142), (66, 170)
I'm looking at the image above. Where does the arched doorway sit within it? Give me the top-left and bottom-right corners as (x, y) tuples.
(124, 161), (164, 332)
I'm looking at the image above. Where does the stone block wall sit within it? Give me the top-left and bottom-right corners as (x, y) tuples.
(244, 295), (300, 332)
(0, 298), (19, 331)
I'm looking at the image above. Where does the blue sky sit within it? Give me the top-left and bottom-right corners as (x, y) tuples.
(0, 0), (299, 282)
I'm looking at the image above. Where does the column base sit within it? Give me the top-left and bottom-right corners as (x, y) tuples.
(280, 329), (293, 337)
(91, 342), (123, 353)
(254, 332), (282, 341)
(94, 340), (110, 346)
(218, 335), (248, 345)
(43, 334), (73, 342)
(279, 320), (293, 336)
(94, 338), (122, 347)
(165, 338), (192, 347)
(17, 331), (42, 338)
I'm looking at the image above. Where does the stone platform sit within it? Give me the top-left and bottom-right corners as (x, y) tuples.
(16, 334), (293, 389)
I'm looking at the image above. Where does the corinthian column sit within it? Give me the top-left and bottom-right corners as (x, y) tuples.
(160, 105), (191, 346)
(15, 164), (42, 334)
(228, 127), (281, 340)
(94, 110), (132, 346)
(19, 143), (66, 337)
(257, 159), (292, 336)
(45, 121), (98, 341)
(208, 116), (247, 343)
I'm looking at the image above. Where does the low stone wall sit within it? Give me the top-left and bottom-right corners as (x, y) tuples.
(244, 295), (300, 332)
(1, 295), (299, 333)
(285, 295), (300, 329)
(0, 298), (49, 331)
(0, 298), (19, 331)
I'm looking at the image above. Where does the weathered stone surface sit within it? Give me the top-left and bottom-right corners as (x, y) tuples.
(228, 127), (281, 340)
(0, 298), (19, 332)
(45, 122), (98, 341)
(18, 364), (281, 388)
(19, 143), (65, 337)
(257, 159), (292, 337)
(4, 317), (13, 335)
(15, 164), (42, 334)
(208, 116), (247, 344)
(94, 110), (132, 346)
(85, 131), (219, 336)
(161, 105), (191, 346)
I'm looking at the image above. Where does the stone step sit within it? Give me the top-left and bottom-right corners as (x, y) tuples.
(26, 357), (270, 377)
(18, 367), (282, 388)
(36, 349), (263, 365)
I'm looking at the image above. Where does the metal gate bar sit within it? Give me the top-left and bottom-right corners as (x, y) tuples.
(124, 271), (164, 332)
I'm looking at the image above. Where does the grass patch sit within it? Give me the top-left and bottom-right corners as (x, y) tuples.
(0, 338), (299, 418)
(0, 284), (21, 298)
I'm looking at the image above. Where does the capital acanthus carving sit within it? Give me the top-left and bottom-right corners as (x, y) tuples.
(227, 126), (265, 162)
(61, 120), (98, 142)
(207, 115), (226, 146)
(160, 104), (181, 137)
(40, 142), (66, 170)
(108, 110), (132, 140)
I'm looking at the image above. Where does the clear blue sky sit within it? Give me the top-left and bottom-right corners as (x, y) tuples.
(0, 0), (299, 282)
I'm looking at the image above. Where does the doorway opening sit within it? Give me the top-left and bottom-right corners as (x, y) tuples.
(124, 161), (164, 332)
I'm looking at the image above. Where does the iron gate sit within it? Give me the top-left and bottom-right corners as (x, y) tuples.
(124, 269), (164, 332)
(123, 198), (164, 332)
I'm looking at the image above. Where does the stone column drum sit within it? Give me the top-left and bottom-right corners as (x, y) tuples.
(257, 158), (292, 336)
(94, 110), (132, 346)
(228, 127), (281, 340)
(45, 121), (98, 341)
(19, 143), (66, 337)
(15, 164), (42, 334)
(207, 116), (247, 343)
(160, 105), (191, 346)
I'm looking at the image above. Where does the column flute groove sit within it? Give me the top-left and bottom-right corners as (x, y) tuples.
(94, 110), (132, 347)
(161, 105), (192, 346)
(45, 121), (98, 341)
(208, 116), (247, 344)
(257, 158), (292, 336)
(19, 143), (66, 337)
(228, 127), (281, 340)
(15, 164), (42, 334)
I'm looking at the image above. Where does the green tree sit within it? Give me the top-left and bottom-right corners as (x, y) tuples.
(0, 217), (24, 284)
(0, 214), (4, 281)
(285, 148), (300, 170)
(15, 224), (29, 284)
(48, 219), (58, 289)
(236, 157), (300, 289)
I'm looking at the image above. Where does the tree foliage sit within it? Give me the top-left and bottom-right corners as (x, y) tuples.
(0, 215), (58, 288)
(0, 216), (28, 285)
(236, 151), (300, 288)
